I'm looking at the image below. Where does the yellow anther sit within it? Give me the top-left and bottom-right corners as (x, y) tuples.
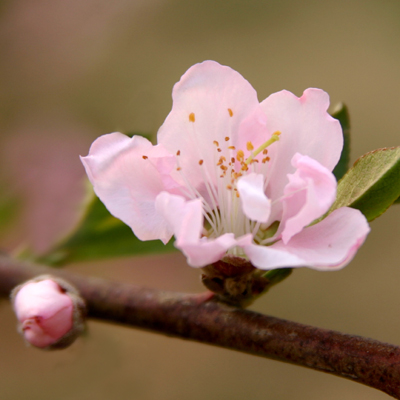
(142, 155), (148, 160)
(217, 148), (222, 152)
(213, 140), (219, 146)
(236, 150), (244, 161)
(231, 157), (235, 163)
(177, 167), (182, 171)
(228, 108), (233, 117)
(236, 192), (240, 198)
(176, 150), (181, 156)
(232, 172), (242, 180)
(199, 159), (204, 165)
(225, 136), (230, 141)
(263, 149), (268, 155)
(220, 165), (228, 171)
(189, 113), (195, 122)
(228, 146), (236, 150)
(247, 142), (254, 151)
(226, 185), (232, 190)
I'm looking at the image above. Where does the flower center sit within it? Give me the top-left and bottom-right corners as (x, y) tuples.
(212, 133), (281, 248)
(186, 133), (281, 242)
(172, 111), (281, 252)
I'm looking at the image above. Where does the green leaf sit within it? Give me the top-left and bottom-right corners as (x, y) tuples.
(329, 146), (400, 221)
(331, 103), (351, 181)
(36, 185), (176, 266)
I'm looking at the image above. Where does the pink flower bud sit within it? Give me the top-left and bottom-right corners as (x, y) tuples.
(11, 275), (86, 349)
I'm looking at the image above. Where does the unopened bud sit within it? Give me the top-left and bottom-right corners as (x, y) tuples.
(11, 275), (86, 350)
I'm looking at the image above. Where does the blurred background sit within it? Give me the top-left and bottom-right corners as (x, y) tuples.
(1, 0), (400, 399)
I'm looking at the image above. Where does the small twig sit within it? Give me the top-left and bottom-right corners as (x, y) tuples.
(0, 254), (399, 398)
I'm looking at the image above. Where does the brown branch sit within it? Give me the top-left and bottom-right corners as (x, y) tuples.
(1, 254), (400, 398)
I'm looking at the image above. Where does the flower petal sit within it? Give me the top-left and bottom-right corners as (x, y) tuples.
(260, 88), (342, 218)
(235, 107), (270, 153)
(157, 60), (262, 192)
(237, 173), (271, 223)
(155, 191), (237, 267)
(271, 207), (370, 270)
(236, 234), (305, 269)
(155, 192), (203, 243)
(81, 132), (180, 243)
(180, 235), (238, 267)
(280, 153), (337, 244)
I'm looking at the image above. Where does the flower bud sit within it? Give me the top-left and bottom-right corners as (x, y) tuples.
(11, 275), (86, 350)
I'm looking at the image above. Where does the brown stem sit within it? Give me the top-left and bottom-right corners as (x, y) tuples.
(1, 254), (399, 398)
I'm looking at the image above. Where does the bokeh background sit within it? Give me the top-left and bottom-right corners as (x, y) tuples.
(1, 0), (400, 399)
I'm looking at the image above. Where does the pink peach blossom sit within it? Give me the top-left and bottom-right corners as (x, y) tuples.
(81, 61), (370, 271)
(13, 279), (74, 348)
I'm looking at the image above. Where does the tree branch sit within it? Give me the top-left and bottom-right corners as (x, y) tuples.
(1, 254), (399, 398)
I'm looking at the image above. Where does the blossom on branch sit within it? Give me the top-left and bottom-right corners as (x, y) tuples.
(82, 61), (370, 271)
(12, 276), (86, 349)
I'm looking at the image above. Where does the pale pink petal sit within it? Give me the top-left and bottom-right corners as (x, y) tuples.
(155, 191), (237, 267)
(81, 132), (181, 243)
(236, 234), (305, 269)
(235, 107), (270, 153)
(261, 88), (342, 218)
(180, 234), (237, 267)
(271, 207), (370, 270)
(237, 173), (271, 223)
(155, 192), (203, 242)
(280, 153), (337, 244)
(157, 60), (263, 191)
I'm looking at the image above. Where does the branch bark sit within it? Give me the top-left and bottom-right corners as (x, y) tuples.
(1, 254), (399, 398)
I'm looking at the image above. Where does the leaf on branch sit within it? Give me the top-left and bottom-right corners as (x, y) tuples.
(331, 103), (351, 181)
(329, 146), (400, 221)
